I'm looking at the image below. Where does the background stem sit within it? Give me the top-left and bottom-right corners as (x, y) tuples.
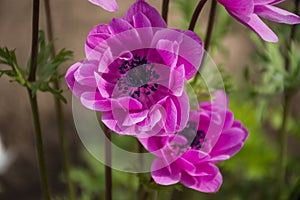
(43, 0), (75, 199)
(188, 0), (208, 31)
(191, 0), (217, 85)
(28, 0), (40, 82)
(276, 1), (299, 199)
(27, 0), (51, 199)
(162, 0), (170, 23)
(203, 0), (217, 52)
(104, 126), (112, 200)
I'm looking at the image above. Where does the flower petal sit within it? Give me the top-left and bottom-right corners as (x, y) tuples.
(192, 164), (223, 193)
(255, 5), (300, 24)
(218, 0), (254, 15)
(210, 127), (248, 161)
(80, 92), (112, 111)
(228, 12), (278, 42)
(108, 18), (133, 35)
(88, 0), (119, 12)
(151, 158), (181, 185)
(85, 24), (111, 56)
(123, 0), (167, 28)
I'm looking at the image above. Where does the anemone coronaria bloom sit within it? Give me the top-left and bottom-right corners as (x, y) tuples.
(66, 0), (204, 136)
(139, 91), (248, 192)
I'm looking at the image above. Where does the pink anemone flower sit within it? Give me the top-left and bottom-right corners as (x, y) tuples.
(66, 0), (204, 136)
(218, 0), (300, 42)
(139, 91), (248, 192)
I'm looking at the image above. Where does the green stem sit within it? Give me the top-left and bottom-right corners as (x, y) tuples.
(188, 0), (208, 31)
(28, 0), (40, 82)
(191, 0), (217, 85)
(27, 90), (52, 200)
(136, 141), (145, 199)
(43, 0), (75, 199)
(203, 0), (217, 52)
(104, 126), (112, 200)
(27, 0), (51, 199)
(162, 0), (170, 23)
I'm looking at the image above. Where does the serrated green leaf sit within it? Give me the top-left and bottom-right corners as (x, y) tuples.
(0, 47), (26, 85)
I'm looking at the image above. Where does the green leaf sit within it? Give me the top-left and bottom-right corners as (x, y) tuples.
(0, 47), (26, 85)
(35, 30), (73, 82)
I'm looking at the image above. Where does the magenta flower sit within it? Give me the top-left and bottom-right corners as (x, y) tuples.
(139, 91), (248, 192)
(88, 0), (119, 12)
(218, 0), (300, 42)
(66, 0), (204, 136)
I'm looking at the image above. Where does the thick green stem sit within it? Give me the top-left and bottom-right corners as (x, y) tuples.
(27, 0), (51, 199)
(162, 0), (170, 23)
(43, 0), (75, 199)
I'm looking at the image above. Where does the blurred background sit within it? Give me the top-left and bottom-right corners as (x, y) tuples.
(0, 0), (300, 199)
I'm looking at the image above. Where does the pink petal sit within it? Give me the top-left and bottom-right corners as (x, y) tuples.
(108, 18), (133, 35)
(122, 110), (148, 126)
(164, 97), (177, 133)
(133, 12), (152, 28)
(182, 150), (209, 164)
(80, 92), (112, 111)
(181, 172), (197, 187)
(176, 157), (196, 173)
(85, 24), (111, 56)
(65, 61), (96, 98)
(152, 29), (203, 79)
(254, 0), (285, 5)
(169, 65), (185, 96)
(123, 0), (167, 28)
(94, 72), (114, 98)
(88, 0), (119, 12)
(66, 61), (81, 91)
(210, 127), (248, 161)
(193, 164), (223, 193)
(112, 96), (143, 111)
(218, 0), (254, 15)
(171, 92), (189, 132)
(151, 158), (181, 185)
(255, 5), (300, 24)
(156, 39), (179, 67)
(229, 12), (278, 42)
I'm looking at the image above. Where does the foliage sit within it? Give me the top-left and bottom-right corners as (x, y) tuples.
(0, 30), (72, 102)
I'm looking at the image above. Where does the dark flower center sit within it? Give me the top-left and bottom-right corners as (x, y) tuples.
(117, 54), (160, 99)
(179, 122), (206, 150)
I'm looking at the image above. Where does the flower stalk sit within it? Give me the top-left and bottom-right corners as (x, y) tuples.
(162, 0), (170, 23)
(188, 0), (208, 31)
(104, 126), (112, 200)
(43, 0), (75, 199)
(191, 0), (217, 85)
(204, 0), (217, 52)
(27, 0), (51, 199)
